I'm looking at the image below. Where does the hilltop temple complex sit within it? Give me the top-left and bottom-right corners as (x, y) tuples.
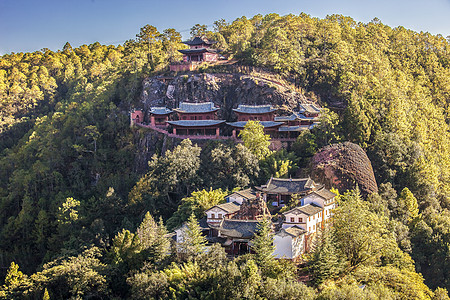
(131, 102), (322, 140)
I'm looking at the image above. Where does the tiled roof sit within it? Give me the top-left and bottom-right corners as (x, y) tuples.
(298, 204), (323, 216)
(183, 36), (214, 46)
(228, 188), (257, 200)
(299, 104), (321, 114)
(178, 48), (218, 54)
(257, 177), (317, 194)
(283, 203), (323, 216)
(274, 112), (317, 122)
(167, 120), (225, 127)
(176, 217), (210, 232)
(276, 225), (306, 237)
(226, 121), (284, 128)
(174, 102), (219, 113)
(278, 125), (310, 132)
(217, 219), (261, 239)
(211, 202), (241, 214)
(150, 107), (173, 115)
(311, 188), (336, 200)
(232, 104), (276, 114)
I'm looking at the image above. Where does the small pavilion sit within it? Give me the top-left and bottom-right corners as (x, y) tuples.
(170, 36), (219, 71)
(149, 107), (173, 127)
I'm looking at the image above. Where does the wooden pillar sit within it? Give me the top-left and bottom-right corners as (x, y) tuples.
(232, 129), (236, 138)
(215, 127), (220, 137)
(150, 115), (155, 127)
(173, 127), (177, 135)
(203, 128), (206, 136)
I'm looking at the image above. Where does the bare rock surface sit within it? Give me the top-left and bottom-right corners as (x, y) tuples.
(310, 142), (378, 196)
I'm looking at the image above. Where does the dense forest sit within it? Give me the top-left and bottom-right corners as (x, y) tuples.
(1, 13), (450, 299)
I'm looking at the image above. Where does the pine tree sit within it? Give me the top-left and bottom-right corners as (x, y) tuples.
(398, 187), (420, 224)
(42, 288), (50, 300)
(310, 229), (345, 285)
(252, 218), (275, 272)
(178, 213), (207, 260)
(136, 212), (170, 263)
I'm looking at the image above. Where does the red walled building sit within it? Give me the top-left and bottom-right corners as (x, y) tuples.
(227, 105), (283, 138)
(130, 109), (144, 125)
(150, 107), (173, 127)
(169, 36), (219, 72)
(167, 102), (225, 137)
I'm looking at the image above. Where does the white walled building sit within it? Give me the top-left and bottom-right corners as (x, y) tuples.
(226, 189), (257, 205)
(282, 204), (324, 233)
(274, 226), (306, 259)
(205, 202), (241, 224)
(300, 188), (336, 222)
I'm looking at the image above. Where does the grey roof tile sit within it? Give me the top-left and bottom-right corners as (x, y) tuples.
(183, 36), (214, 46)
(276, 225), (307, 237)
(226, 121), (284, 128)
(217, 219), (261, 239)
(150, 107), (173, 115)
(283, 204), (323, 216)
(174, 102), (219, 113)
(178, 48), (218, 54)
(258, 177), (317, 194)
(167, 120), (225, 127)
(228, 189), (257, 200)
(299, 104), (321, 114)
(212, 202), (241, 214)
(233, 104), (276, 114)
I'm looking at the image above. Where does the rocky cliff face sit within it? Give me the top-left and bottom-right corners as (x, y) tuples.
(139, 72), (310, 121)
(309, 142), (378, 196)
(133, 72), (318, 173)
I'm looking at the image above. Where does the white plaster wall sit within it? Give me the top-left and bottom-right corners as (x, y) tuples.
(306, 212), (323, 234)
(292, 235), (305, 258)
(273, 235), (293, 259)
(175, 227), (186, 243)
(206, 207), (227, 223)
(302, 194), (324, 208)
(227, 195), (244, 205)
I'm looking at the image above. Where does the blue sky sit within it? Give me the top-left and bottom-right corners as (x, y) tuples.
(1, 0), (449, 55)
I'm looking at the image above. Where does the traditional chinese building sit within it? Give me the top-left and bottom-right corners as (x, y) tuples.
(130, 109), (144, 125)
(227, 104), (283, 138)
(274, 111), (319, 138)
(215, 195), (271, 256)
(299, 103), (321, 118)
(273, 226), (307, 259)
(149, 107), (173, 127)
(226, 188), (257, 205)
(256, 177), (320, 207)
(167, 102), (225, 137)
(169, 36), (219, 72)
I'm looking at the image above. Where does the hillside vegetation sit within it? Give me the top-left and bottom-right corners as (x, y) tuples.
(1, 13), (450, 299)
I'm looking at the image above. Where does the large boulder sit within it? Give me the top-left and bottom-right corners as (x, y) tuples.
(309, 142), (378, 196)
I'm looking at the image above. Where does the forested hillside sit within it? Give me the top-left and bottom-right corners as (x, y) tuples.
(1, 13), (450, 299)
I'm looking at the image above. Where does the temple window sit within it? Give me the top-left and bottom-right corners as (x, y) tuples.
(290, 217), (294, 222)
(218, 214), (222, 219)
(211, 213), (215, 219)
(299, 217), (303, 222)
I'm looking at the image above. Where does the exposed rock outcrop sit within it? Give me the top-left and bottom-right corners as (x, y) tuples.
(139, 73), (310, 121)
(309, 142), (378, 196)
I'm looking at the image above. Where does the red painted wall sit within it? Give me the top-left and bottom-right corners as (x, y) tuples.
(131, 110), (144, 124)
(177, 112), (216, 120)
(236, 112), (274, 122)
